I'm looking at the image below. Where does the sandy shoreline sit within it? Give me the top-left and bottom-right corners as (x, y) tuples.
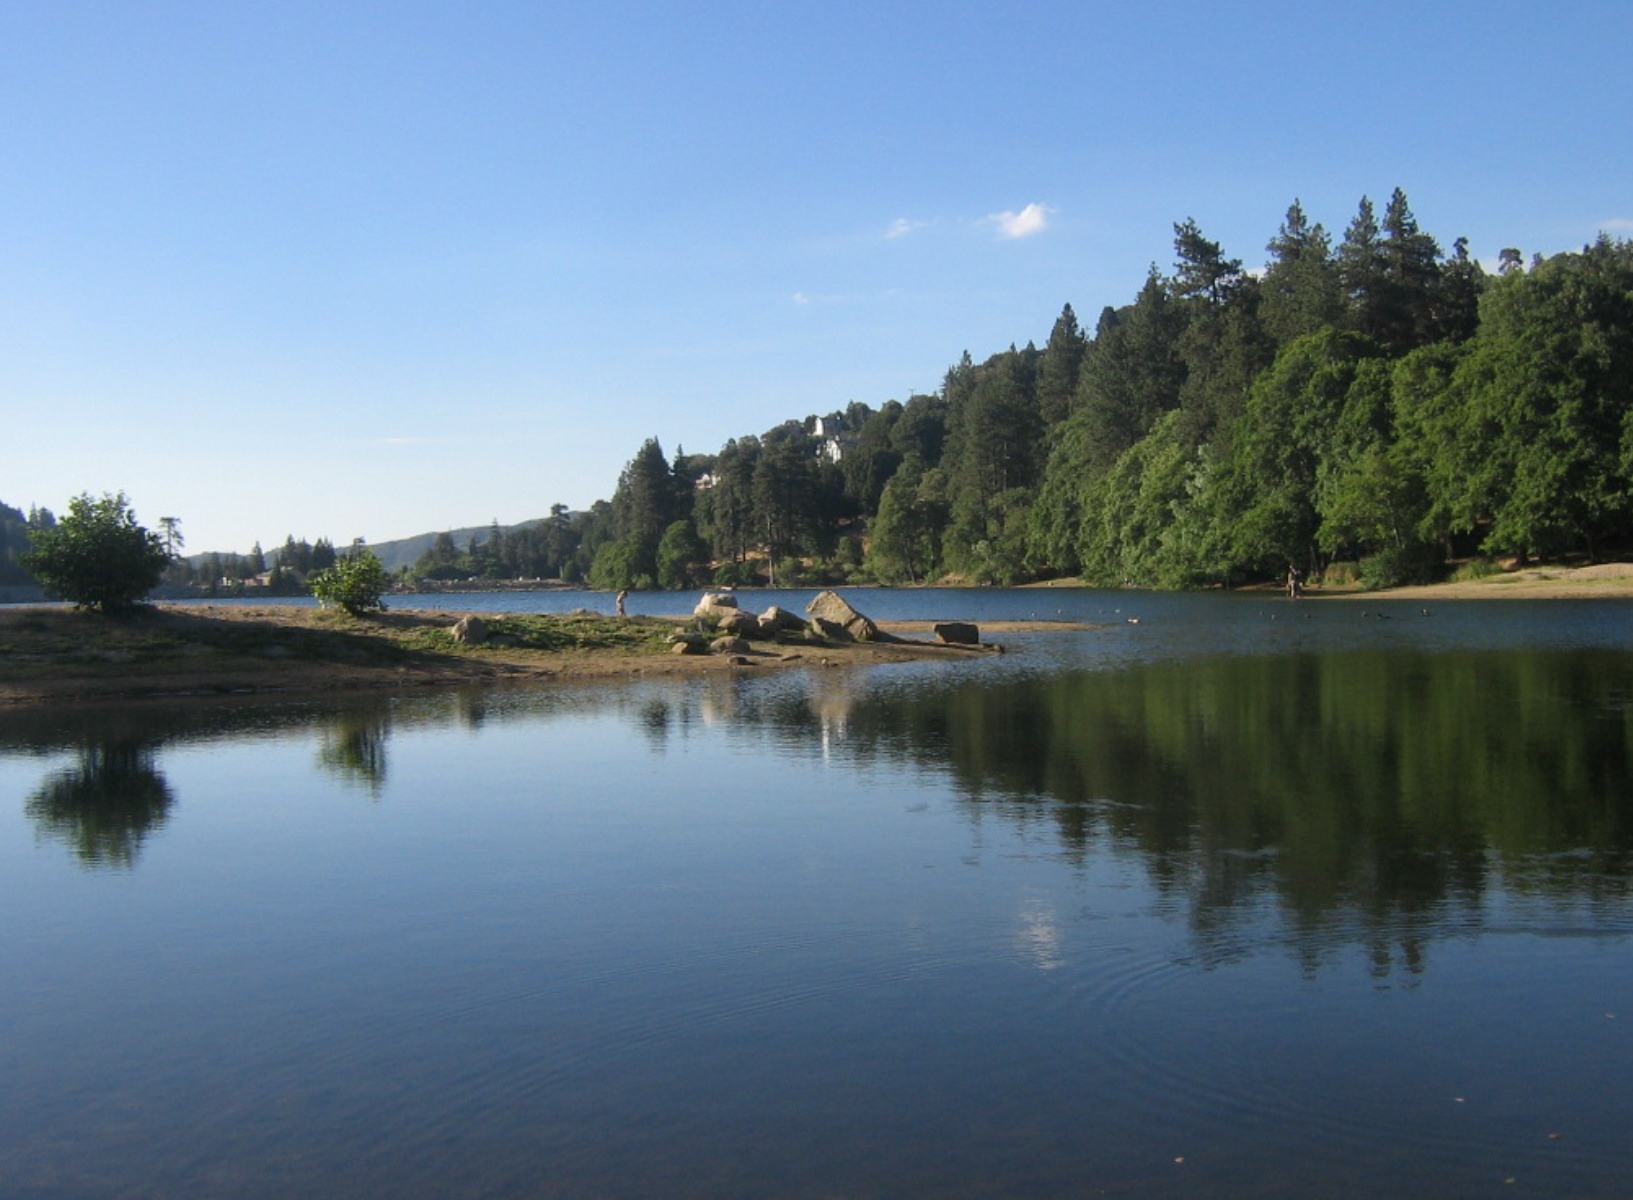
(1028, 561), (1633, 602)
(1315, 561), (1633, 601)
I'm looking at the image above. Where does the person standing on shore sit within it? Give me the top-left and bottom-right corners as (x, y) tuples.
(616, 588), (628, 617)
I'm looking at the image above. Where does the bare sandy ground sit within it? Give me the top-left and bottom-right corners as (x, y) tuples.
(1319, 561), (1633, 602)
(1027, 562), (1633, 602)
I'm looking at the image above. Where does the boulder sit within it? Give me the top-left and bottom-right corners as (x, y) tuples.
(714, 608), (762, 637)
(670, 640), (700, 656)
(450, 615), (489, 645)
(934, 622), (980, 646)
(695, 591), (739, 616)
(711, 635), (752, 655)
(805, 590), (881, 641)
(810, 616), (854, 642)
(759, 605), (807, 634)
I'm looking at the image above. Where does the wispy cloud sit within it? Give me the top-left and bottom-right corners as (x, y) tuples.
(886, 217), (926, 240)
(988, 202), (1051, 239)
(1601, 217), (1633, 231)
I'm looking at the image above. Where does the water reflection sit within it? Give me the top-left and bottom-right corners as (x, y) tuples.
(822, 648), (1633, 965)
(607, 644), (1633, 976)
(4, 633), (1633, 1198)
(316, 707), (392, 793)
(5, 642), (1631, 941)
(25, 737), (173, 868)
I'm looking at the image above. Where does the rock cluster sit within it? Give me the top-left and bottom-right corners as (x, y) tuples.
(668, 591), (818, 656)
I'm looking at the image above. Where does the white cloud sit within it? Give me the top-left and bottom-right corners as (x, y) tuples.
(791, 292), (812, 306)
(886, 217), (926, 239)
(1601, 218), (1633, 231)
(989, 202), (1051, 239)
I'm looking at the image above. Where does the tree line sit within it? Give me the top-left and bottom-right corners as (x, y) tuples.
(9, 189), (1629, 598)
(585, 189), (1633, 590)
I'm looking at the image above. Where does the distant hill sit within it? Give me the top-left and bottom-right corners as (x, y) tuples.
(363, 518), (550, 572)
(190, 517), (557, 574)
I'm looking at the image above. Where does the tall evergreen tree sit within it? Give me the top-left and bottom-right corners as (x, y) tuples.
(1071, 269), (1188, 469)
(1339, 189), (1443, 353)
(609, 437), (681, 581)
(888, 394), (949, 466)
(697, 437), (759, 565)
(1036, 303), (1088, 427)
(1172, 218), (1245, 304)
(1376, 187), (1443, 351)
(1432, 236), (1486, 343)
(1338, 196), (1387, 337)
(1261, 199), (1342, 345)
(752, 433), (820, 572)
(940, 347), (1044, 579)
(1171, 221), (1270, 442)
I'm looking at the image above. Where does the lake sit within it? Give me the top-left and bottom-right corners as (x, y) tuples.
(2, 588), (1631, 1199)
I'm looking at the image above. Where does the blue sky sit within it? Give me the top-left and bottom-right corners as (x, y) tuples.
(4, 0), (1629, 554)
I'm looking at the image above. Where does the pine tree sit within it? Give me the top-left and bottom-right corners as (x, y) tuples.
(1036, 303), (1088, 427)
(1072, 268), (1188, 469)
(1261, 199), (1342, 345)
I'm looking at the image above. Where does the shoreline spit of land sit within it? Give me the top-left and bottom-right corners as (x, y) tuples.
(3, 561), (1629, 706)
(0, 603), (1087, 707)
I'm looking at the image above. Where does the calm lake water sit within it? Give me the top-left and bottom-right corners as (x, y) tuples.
(3, 589), (1631, 1199)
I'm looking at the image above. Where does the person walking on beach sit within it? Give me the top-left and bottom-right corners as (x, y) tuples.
(615, 588), (628, 618)
(1286, 564), (1302, 600)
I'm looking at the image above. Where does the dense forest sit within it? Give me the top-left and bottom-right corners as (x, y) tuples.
(1, 501), (53, 587)
(573, 190), (1633, 591)
(7, 190), (1631, 595)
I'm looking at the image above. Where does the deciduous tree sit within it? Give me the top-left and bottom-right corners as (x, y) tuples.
(23, 492), (169, 612)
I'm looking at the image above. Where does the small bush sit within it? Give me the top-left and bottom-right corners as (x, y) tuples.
(1450, 558), (1501, 582)
(1322, 561), (1360, 586)
(713, 560), (759, 587)
(774, 557), (811, 586)
(1358, 543), (1441, 590)
(309, 551), (389, 615)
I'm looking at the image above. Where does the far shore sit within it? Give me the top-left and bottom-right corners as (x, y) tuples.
(1024, 560), (1633, 602)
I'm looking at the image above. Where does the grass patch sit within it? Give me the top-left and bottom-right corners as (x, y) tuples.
(1450, 558), (1502, 582)
(477, 614), (676, 654)
(0, 605), (689, 688)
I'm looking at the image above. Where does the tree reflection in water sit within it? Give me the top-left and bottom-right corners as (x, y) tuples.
(7, 636), (1631, 969)
(315, 708), (391, 794)
(25, 739), (174, 868)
